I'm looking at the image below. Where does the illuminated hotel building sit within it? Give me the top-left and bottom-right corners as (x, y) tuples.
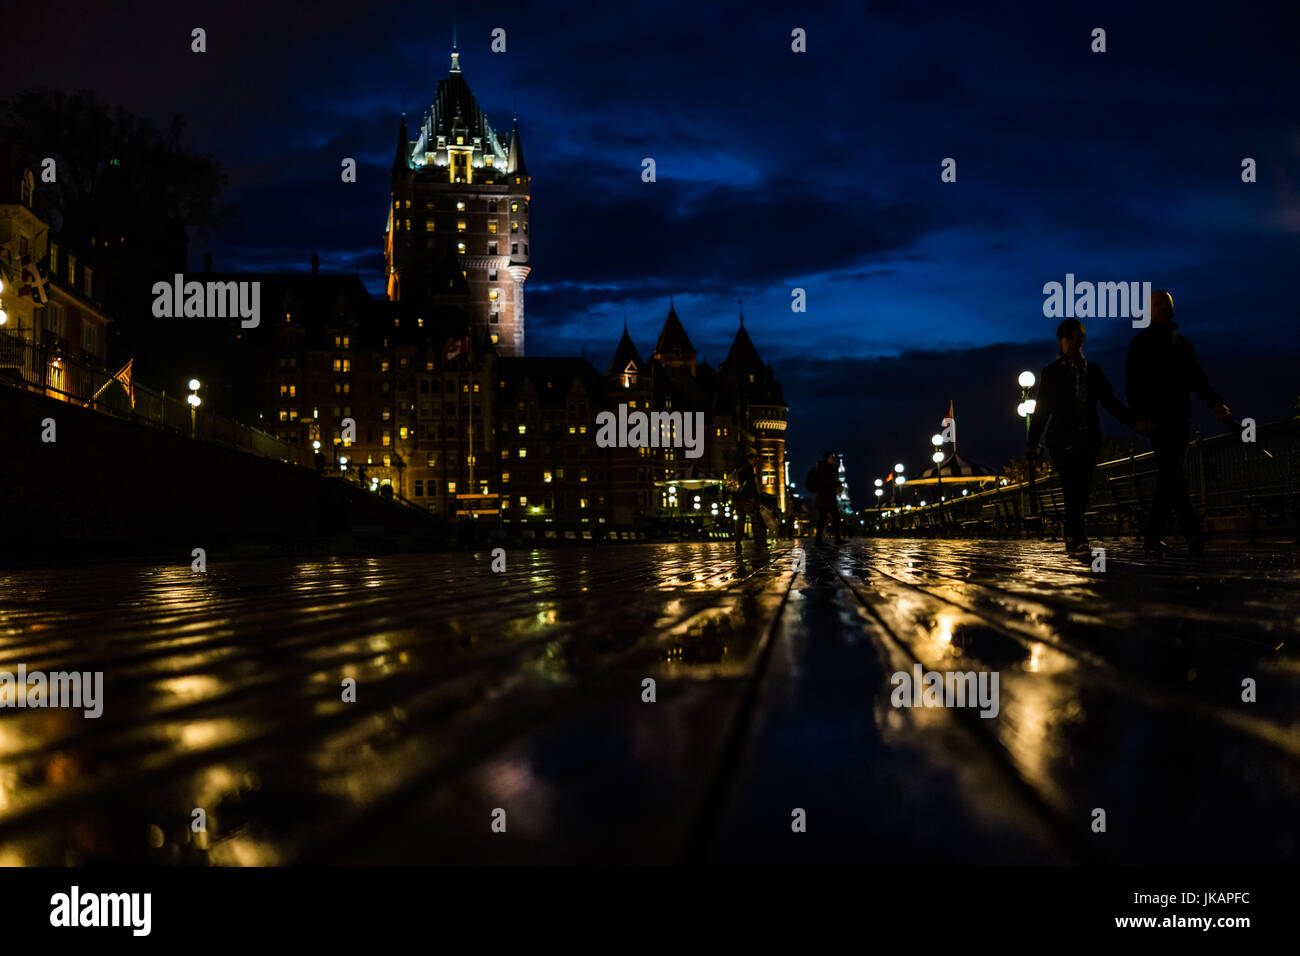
(384, 44), (531, 357)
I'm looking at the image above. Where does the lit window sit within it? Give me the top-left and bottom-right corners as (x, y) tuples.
(425, 221), (434, 232)
(457, 221), (467, 232)
(501, 471), (510, 482)
(399, 427), (409, 439)
(510, 202), (519, 213)
(485, 156), (493, 166)
(457, 242), (466, 254)
(517, 424), (526, 435)
(511, 221), (519, 233)
(456, 201), (465, 211)
(382, 431), (391, 447)
(448, 481), (457, 493)
(518, 448), (527, 458)
(519, 496), (528, 506)
(487, 222), (497, 234)
(543, 471), (553, 483)
(381, 361), (391, 372)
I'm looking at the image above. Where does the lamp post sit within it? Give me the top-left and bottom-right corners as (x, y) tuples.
(186, 378), (201, 438)
(930, 434), (946, 529)
(1017, 370), (1037, 439)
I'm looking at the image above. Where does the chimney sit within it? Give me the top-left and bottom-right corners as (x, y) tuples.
(203, 251), (212, 273)
(311, 252), (319, 275)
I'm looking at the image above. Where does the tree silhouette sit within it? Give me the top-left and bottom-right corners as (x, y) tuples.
(0, 89), (231, 357)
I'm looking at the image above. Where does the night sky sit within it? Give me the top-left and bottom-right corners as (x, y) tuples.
(6, 0), (1299, 504)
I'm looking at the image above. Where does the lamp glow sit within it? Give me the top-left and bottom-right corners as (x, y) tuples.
(1018, 371), (1036, 388)
(931, 434), (943, 446)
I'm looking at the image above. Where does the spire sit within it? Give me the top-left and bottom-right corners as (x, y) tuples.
(392, 113), (410, 173)
(738, 297), (744, 327)
(450, 28), (460, 72)
(607, 322), (644, 377)
(653, 299), (696, 359)
(507, 119), (528, 176)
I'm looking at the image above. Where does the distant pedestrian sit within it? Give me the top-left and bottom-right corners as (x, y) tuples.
(732, 450), (768, 548)
(809, 451), (844, 545)
(1125, 291), (1232, 554)
(1026, 318), (1134, 554)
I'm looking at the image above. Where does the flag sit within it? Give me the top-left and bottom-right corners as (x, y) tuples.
(88, 359), (134, 409)
(19, 253), (49, 304)
(115, 360), (134, 408)
(443, 335), (470, 363)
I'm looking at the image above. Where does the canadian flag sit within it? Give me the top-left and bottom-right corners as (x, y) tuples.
(443, 335), (470, 362)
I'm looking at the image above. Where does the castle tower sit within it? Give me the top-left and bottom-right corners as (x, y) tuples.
(718, 313), (788, 513)
(384, 43), (531, 356)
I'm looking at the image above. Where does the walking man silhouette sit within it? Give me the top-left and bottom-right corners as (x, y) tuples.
(1125, 290), (1232, 554)
(1027, 318), (1134, 553)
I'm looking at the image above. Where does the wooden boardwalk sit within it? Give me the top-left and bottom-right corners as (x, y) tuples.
(0, 539), (1296, 865)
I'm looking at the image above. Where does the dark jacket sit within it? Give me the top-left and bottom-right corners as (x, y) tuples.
(1027, 356), (1133, 453)
(1125, 324), (1224, 424)
(813, 459), (842, 508)
(734, 463), (760, 502)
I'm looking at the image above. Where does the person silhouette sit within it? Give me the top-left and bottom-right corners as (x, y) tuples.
(1125, 291), (1231, 554)
(1026, 318), (1134, 553)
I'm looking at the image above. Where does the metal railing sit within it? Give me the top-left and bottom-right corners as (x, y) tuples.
(868, 418), (1300, 540)
(0, 331), (308, 467)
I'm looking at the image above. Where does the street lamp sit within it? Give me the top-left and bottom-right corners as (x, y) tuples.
(1017, 370), (1037, 438)
(187, 379), (201, 438)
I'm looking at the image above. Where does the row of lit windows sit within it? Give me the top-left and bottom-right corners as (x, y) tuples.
(395, 199), (527, 214)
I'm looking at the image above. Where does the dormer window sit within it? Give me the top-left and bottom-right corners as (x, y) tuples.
(622, 362), (637, 389)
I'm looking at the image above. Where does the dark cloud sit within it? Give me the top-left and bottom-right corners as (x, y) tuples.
(3, 0), (1298, 500)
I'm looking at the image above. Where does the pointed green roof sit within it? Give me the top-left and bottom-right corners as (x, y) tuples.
(508, 121), (528, 177)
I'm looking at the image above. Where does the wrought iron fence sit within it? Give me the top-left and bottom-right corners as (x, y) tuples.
(0, 331), (308, 467)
